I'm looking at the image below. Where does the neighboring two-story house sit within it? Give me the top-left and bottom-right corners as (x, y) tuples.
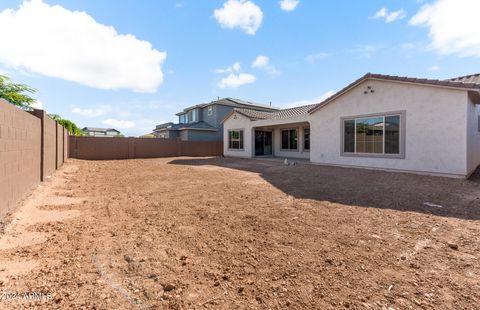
(153, 97), (279, 141)
(82, 127), (121, 137)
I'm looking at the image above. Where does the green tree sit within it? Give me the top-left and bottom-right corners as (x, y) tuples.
(0, 75), (37, 109)
(48, 114), (84, 136)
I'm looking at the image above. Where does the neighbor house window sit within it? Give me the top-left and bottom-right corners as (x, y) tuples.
(304, 128), (310, 150)
(179, 114), (188, 124)
(343, 113), (402, 156)
(191, 109), (198, 122)
(208, 106), (213, 116)
(281, 129), (298, 150)
(228, 130), (244, 150)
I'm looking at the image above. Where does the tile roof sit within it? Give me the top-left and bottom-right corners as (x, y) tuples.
(308, 72), (480, 114)
(154, 121), (217, 131)
(449, 73), (480, 84)
(234, 103), (319, 121)
(366, 73), (480, 89)
(176, 97), (279, 115)
(82, 127), (120, 132)
(225, 72), (480, 123)
(225, 97), (279, 111)
(233, 108), (276, 120)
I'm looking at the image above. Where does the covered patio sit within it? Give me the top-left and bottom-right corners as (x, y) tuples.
(252, 121), (310, 160)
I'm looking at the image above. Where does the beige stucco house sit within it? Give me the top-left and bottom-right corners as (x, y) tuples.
(222, 73), (480, 178)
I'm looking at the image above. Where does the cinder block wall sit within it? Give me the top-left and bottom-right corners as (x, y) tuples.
(0, 99), (69, 217)
(0, 99), (41, 216)
(56, 122), (64, 169)
(45, 116), (57, 176)
(30, 109), (58, 180)
(69, 136), (223, 160)
(63, 127), (68, 163)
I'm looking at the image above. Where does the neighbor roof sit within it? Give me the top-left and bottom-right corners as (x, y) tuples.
(153, 121), (217, 132)
(449, 73), (480, 84)
(82, 127), (120, 133)
(308, 73), (480, 114)
(176, 97), (279, 115)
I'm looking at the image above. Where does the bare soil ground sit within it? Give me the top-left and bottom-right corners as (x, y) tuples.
(1, 157), (480, 309)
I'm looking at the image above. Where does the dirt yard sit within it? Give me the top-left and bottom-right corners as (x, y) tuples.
(0, 157), (479, 309)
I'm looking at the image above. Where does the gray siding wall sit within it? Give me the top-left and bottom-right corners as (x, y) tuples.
(179, 130), (189, 141)
(199, 104), (235, 140)
(154, 130), (178, 139)
(200, 105), (216, 127)
(168, 130), (179, 139)
(186, 130), (218, 141)
(200, 104), (233, 128)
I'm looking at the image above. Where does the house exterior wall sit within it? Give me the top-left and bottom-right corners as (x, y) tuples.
(273, 124), (310, 159)
(466, 94), (480, 175)
(184, 130), (218, 141)
(223, 79), (474, 177)
(223, 114), (311, 159)
(213, 105), (234, 140)
(85, 130), (118, 137)
(201, 104), (217, 127)
(223, 112), (254, 158)
(200, 104), (242, 141)
(155, 130), (178, 139)
(310, 79), (469, 177)
(179, 130), (189, 141)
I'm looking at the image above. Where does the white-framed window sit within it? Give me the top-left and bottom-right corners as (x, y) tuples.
(207, 106), (213, 116)
(281, 129), (298, 150)
(228, 130), (244, 150)
(342, 111), (404, 158)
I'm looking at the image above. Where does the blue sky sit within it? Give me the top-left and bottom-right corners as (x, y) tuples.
(0, 0), (479, 136)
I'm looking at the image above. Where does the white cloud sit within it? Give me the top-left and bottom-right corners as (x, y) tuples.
(428, 65), (440, 71)
(0, 0), (166, 92)
(214, 0), (263, 35)
(282, 90), (336, 109)
(252, 55), (269, 68)
(410, 0), (480, 57)
(251, 55), (280, 76)
(373, 7), (406, 23)
(215, 61), (242, 74)
(218, 73), (256, 88)
(72, 105), (112, 117)
(31, 100), (44, 110)
(102, 118), (136, 129)
(280, 0), (299, 12)
(216, 61), (257, 88)
(306, 52), (330, 64)
(232, 62), (241, 72)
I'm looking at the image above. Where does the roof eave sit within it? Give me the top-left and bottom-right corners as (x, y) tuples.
(177, 128), (217, 131)
(308, 73), (480, 114)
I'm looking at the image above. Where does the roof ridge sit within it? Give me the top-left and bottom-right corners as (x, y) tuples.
(448, 73), (480, 81)
(277, 103), (320, 111)
(308, 72), (480, 114)
(369, 73), (480, 86)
